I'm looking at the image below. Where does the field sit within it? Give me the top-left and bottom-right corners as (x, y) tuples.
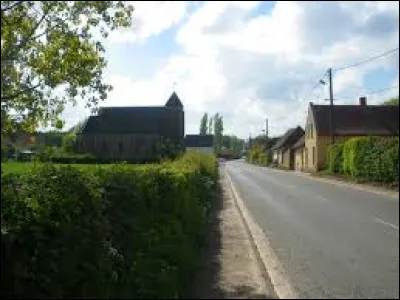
(2, 161), (117, 174)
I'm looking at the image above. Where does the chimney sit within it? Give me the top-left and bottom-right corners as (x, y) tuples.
(359, 96), (367, 106)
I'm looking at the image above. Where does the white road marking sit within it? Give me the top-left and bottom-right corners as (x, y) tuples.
(374, 217), (399, 231)
(225, 168), (298, 299)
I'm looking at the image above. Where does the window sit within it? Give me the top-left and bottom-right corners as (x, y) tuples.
(312, 146), (315, 165)
(118, 142), (123, 154)
(305, 148), (308, 167)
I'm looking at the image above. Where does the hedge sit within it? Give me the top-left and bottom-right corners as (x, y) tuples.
(1, 151), (218, 299)
(339, 136), (398, 183)
(327, 143), (344, 174)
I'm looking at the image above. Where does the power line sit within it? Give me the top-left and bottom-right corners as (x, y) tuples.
(302, 69), (329, 102)
(335, 84), (399, 101)
(333, 47), (399, 72)
(364, 84), (399, 95)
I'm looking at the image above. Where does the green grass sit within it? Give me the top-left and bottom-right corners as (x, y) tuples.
(1, 161), (122, 174)
(1, 162), (36, 174)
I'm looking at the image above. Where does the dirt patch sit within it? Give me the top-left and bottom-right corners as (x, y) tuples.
(190, 171), (274, 299)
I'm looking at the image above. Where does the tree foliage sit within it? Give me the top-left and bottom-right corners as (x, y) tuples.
(1, 1), (134, 135)
(199, 113), (208, 135)
(213, 113), (223, 154)
(222, 135), (244, 157)
(382, 96), (399, 106)
(208, 117), (213, 135)
(62, 132), (76, 153)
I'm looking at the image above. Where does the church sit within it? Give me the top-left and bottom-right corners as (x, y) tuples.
(75, 91), (184, 162)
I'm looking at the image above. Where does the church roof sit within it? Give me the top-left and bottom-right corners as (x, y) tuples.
(79, 106), (170, 134)
(78, 92), (184, 134)
(165, 91), (183, 109)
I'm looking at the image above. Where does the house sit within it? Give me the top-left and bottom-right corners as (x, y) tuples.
(292, 134), (305, 171)
(185, 134), (214, 154)
(271, 126), (304, 169)
(76, 91), (185, 162)
(304, 97), (399, 172)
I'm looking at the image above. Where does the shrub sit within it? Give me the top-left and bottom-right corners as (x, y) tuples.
(247, 143), (266, 165)
(258, 153), (268, 166)
(1, 152), (218, 299)
(327, 143), (344, 173)
(341, 136), (398, 182)
(62, 132), (77, 153)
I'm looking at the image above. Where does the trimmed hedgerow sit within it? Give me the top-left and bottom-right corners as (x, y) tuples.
(327, 143), (344, 174)
(1, 151), (218, 299)
(340, 136), (398, 183)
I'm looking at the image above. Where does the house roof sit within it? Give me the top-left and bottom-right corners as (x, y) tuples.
(311, 104), (399, 136)
(185, 134), (214, 147)
(266, 137), (281, 149)
(79, 106), (170, 134)
(165, 91), (183, 109)
(271, 126), (304, 150)
(291, 134), (305, 150)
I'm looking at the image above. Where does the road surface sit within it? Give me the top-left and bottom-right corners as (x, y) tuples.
(225, 160), (399, 299)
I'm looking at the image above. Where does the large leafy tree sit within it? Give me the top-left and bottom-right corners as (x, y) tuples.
(208, 116), (213, 135)
(199, 112), (208, 135)
(213, 113), (223, 154)
(1, 1), (133, 135)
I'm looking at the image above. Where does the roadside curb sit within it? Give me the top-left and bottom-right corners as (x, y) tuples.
(224, 167), (298, 299)
(249, 163), (398, 199)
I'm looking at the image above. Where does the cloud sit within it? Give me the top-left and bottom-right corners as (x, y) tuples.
(109, 1), (189, 43)
(62, 1), (399, 138)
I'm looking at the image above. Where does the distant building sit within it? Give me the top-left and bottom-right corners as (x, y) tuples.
(270, 126), (304, 170)
(304, 97), (399, 172)
(185, 134), (214, 154)
(76, 92), (185, 162)
(292, 135), (305, 171)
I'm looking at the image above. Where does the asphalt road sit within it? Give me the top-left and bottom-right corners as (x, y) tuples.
(225, 160), (399, 299)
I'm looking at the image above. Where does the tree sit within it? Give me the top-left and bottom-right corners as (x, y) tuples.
(383, 97), (399, 106)
(213, 113), (223, 154)
(208, 117), (213, 135)
(1, 1), (134, 136)
(199, 113), (208, 135)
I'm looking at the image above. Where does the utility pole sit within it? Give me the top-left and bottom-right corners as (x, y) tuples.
(328, 68), (335, 145)
(265, 117), (269, 151)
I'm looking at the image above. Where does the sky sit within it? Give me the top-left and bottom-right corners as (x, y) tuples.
(61, 1), (399, 139)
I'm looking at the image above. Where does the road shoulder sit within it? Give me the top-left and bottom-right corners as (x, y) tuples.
(258, 164), (399, 199)
(191, 169), (274, 299)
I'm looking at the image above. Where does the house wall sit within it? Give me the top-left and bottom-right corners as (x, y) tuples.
(76, 133), (161, 161)
(304, 107), (318, 172)
(282, 149), (292, 169)
(272, 150), (278, 161)
(305, 108), (350, 172)
(186, 147), (213, 154)
(315, 135), (350, 171)
(294, 148), (304, 171)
